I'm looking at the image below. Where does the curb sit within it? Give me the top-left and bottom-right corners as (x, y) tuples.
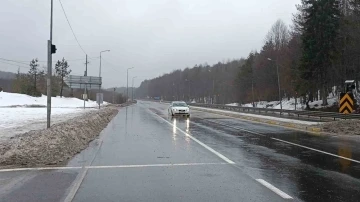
(191, 107), (322, 134)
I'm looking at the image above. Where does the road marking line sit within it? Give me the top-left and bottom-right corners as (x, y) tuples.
(0, 163), (228, 173)
(272, 138), (360, 164)
(256, 179), (293, 199)
(149, 110), (235, 164)
(193, 115), (360, 164)
(86, 162), (227, 169)
(64, 133), (106, 202)
(204, 119), (265, 137)
(196, 115), (360, 164)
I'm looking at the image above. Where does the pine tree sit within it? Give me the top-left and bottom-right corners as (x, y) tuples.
(299, 0), (341, 106)
(27, 58), (42, 96)
(55, 58), (72, 97)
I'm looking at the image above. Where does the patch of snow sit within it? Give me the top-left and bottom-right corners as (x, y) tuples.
(228, 93), (338, 110)
(0, 92), (108, 108)
(225, 103), (239, 106)
(0, 108), (93, 140)
(0, 92), (109, 140)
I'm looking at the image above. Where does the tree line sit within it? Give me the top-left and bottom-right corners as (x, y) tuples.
(137, 0), (360, 109)
(12, 58), (71, 97)
(1, 58), (126, 104)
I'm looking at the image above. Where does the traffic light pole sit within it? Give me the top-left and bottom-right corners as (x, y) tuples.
(46, 0), (53, 128)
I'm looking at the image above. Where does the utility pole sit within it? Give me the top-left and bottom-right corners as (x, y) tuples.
(212, 79), (215, 104)
(113, 88), (115, 104)
(127, 67), (134, 102)
(267, 58), (282, 111)
(99, 50), (110, 109)
(84, 54), (88, 109)
(46, 0), (54, 128)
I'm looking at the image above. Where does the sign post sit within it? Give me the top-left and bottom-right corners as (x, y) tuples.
(65, 75), (102, 109)
(96, 93), (103, 106)
(339, 93), (354, 114)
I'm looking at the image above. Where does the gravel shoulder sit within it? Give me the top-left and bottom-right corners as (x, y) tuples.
(321, 120), (360, 136)
(0, 105), (121, 168)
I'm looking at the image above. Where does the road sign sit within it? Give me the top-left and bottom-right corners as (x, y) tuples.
(339, 93), (354, 114)
(65, 75), (102, 89)
(96, 93), (103, 104)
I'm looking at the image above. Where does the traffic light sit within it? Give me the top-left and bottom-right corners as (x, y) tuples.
(51, 44), (57, 54)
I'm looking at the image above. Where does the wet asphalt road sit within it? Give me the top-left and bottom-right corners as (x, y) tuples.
(1, 101), (360, 202)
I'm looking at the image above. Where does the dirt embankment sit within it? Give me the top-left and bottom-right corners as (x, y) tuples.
(321, 120), (360, 135)
(0, 105), (120, 167)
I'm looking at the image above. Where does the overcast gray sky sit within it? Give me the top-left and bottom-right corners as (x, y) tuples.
(0, 0), (300, 88)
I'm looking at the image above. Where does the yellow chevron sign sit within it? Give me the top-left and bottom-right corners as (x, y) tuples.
(339, 93), (354, 114)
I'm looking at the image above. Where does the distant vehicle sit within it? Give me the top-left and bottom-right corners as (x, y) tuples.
(168, 101), (190, 117)
(154, 97), (161, 100)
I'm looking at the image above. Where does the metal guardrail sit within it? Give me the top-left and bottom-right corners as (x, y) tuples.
(188, 103), (360, 121)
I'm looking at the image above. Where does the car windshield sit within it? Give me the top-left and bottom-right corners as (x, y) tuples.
(2, 1), (359, 202)
(173, 102), (187, 107)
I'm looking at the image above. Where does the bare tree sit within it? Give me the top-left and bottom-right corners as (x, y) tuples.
(265, 19), (290, 51)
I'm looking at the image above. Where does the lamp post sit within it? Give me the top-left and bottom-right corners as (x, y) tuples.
(132, 76), (137, 101)
(127, 67), (134, 102)
(98, 50), (110, 108)
(267, 58), (282, 110)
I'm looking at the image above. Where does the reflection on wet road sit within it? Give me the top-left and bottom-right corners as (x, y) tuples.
(1, 101), (360, 202)
(145, 101), (360, 201)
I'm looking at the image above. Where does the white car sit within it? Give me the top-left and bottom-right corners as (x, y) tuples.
(168, 101), (190, 117)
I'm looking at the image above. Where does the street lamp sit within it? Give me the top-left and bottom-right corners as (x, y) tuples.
(267, 58), (282, 110)
(127, 67), (134, 102)
(98, 50), (110, 109)
(132, 76), (137, 101)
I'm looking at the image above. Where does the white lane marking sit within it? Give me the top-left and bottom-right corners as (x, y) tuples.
(201, 117), (360, 164)
(0, 163), (228, 173)
(149, 110), (235, 164)
(64, 134), (106, 202)
(256, 179), (293, 199)
(205, 119), (265, 137)
(86, 162), (227, 169)
(272, 137), (360, 164)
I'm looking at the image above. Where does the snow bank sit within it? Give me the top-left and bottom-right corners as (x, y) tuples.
(0, 92), (107, 108)
(225, 103), (239, 106)
(228, 94), (338, 110)
(0, 106), (119, 167)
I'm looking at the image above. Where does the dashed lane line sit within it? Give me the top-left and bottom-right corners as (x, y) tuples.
(272, 137), (360, 164)
(203, 119), (266, 137)
(198, 117), (360, 164)
(149, 109), (235, 164)
(256, 179), (293, 199)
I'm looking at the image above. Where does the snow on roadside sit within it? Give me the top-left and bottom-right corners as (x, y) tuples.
(0, 91), (107, 108)
(0, 92), (109, 140)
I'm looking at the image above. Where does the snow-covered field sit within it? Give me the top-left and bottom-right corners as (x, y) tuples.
(0, 92), (108, 140)
(0, 92), (103, 108)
